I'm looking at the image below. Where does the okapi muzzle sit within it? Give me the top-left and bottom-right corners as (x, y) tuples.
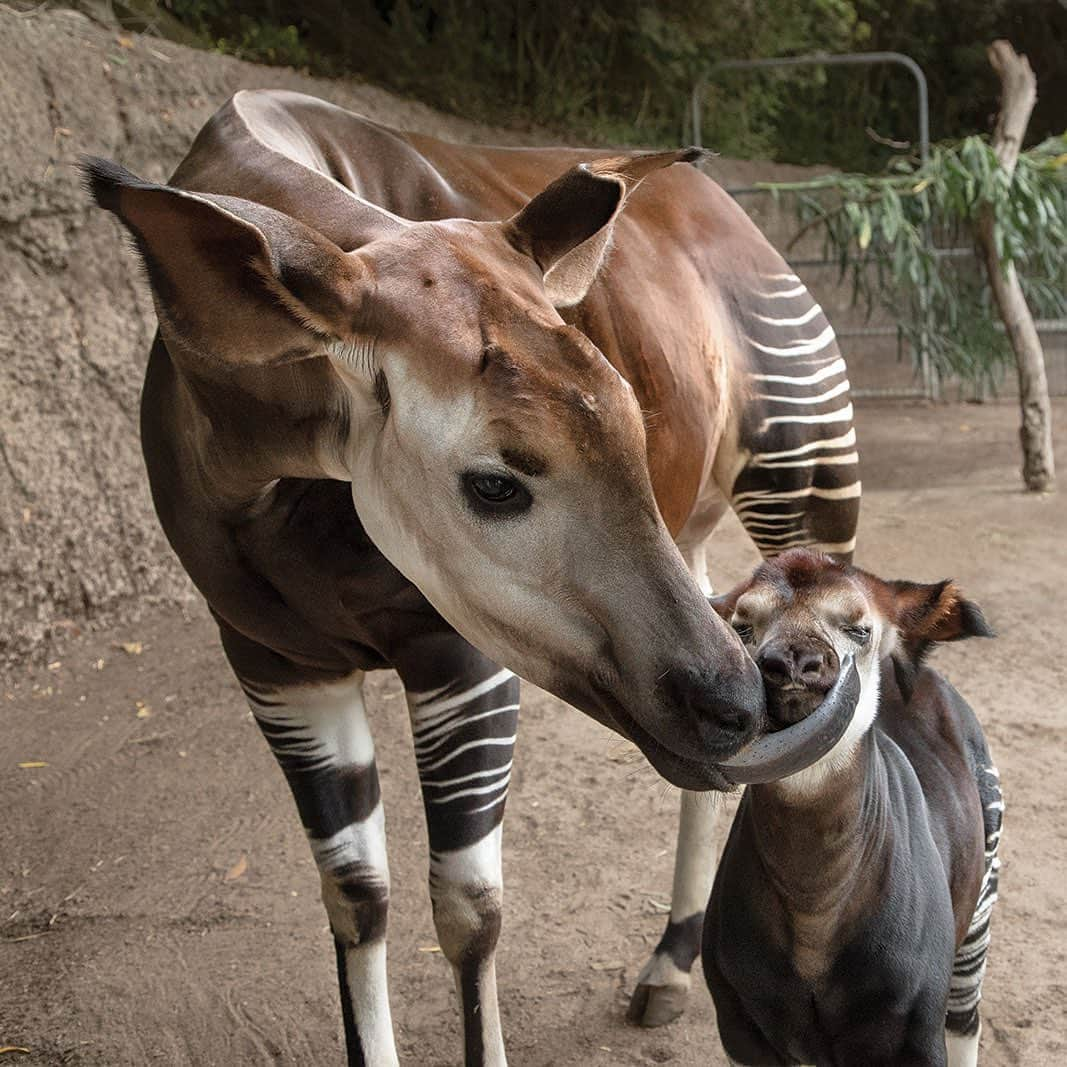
(82, 146), (765, 790)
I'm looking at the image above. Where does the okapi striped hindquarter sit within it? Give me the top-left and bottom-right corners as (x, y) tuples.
(731, 273), (860, 559)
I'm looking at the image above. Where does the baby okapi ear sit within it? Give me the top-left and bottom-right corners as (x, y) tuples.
(891, 579), (994, 644)
(881, 578), (992, 700)
(505, 147), (706, 308)
(709, 580), (749, 621)
(82, 156), (368, 367)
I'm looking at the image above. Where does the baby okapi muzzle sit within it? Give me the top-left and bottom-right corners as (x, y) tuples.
(702, 549), (1001, 1067)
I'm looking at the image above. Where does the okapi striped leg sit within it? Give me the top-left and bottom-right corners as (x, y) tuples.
(401, 646), (519, 1067)
(241, 671), (398, 1067)
(627, 541), (721, 1028)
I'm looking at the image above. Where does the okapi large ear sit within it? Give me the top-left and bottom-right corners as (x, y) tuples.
(505, 148), (706, 308)
(82, 157), (371, 367)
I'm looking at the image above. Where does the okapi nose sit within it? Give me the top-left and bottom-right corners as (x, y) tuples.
(663, 663), (761, 749)
(758, 644), (836, 688)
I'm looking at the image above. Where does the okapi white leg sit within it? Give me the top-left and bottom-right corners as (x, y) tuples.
(243, 674), (399, 1067)
(628, 790), (719, 1027)
(405, 661), (518, 1067)
(629, 538), (722, 1027)
(945, 1021), (980, 1067)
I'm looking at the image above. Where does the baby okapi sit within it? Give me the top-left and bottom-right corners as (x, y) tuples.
(703, 549), (1001, 1067)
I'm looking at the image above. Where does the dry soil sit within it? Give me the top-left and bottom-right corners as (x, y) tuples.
(3, 398), (1065, 1066)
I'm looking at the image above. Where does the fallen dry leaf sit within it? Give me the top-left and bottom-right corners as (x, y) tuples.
(0, 1047), (32, 1055)
(117, 34), (134, 48)
(224, 854), (248, 882)
(47, 661), (61, 671)
(117, 641), (143, 655)
(18, 761), (48, 769)
(134, 700), (151, 719)
(417, 944), (443, 953)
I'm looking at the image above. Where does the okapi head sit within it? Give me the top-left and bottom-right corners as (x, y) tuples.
(710, 548), (992, 786)
(83, 147), (764, 789)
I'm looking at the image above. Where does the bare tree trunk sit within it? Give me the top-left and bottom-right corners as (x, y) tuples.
(974, 40), (1055, 491)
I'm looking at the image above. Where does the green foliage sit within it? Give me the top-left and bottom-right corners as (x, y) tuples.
(761, 134), (1067, 387)
(146, 1), (1067, 169)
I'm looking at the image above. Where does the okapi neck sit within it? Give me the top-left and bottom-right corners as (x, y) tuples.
(745, 730), (891, 915)
(160, 344), (353, 504)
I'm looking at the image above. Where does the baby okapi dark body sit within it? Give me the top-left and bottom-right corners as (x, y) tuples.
(703, 551), (1001, 1067)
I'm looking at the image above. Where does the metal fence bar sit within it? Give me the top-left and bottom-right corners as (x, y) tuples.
(695, 51), (929, 163)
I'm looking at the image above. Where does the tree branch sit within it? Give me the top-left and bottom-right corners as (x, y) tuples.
(976, 39), (1055, 491)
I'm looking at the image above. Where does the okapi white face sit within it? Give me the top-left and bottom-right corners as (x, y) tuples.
(712, 548), (992, 788)
(84, 150), (764, 790)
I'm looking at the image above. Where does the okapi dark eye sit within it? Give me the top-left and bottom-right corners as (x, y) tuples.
(732, 621), (754, 642)
(462, 472), (532, 518)
(844, 623), (872, 645)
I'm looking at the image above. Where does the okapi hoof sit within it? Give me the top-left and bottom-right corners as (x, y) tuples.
(626, 979), (690, 1028)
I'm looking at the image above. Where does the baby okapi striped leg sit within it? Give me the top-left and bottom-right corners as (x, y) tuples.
(946, 762), (1003, 1067)
(221, 628), (397, 1066)
(400, 640), (519, 1067)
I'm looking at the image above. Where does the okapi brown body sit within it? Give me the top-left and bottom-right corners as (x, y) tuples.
(86, 88), (860, 1065)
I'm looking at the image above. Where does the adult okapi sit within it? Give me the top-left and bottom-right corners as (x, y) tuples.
(84, 87), (860, 1067)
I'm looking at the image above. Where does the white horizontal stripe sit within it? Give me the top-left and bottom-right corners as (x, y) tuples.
(760, 402), (854, 431)
(747, 324), (837, 357)
(734, 481), (862, 507)
(411, 669), (514, 722)
(309, 803), (388, 876)
(749, 528), (817, 543)
(466, 794), (509, 815)
(758, 284), (807, 299)
(413, 705), (519, 752)
(422, 761), (514, 790)
(754, 452), (859, 470)
(810, 537), (858, 555)
(752, 535), (816, 552)
(416, 735), (517, 773)
(430, 772), (512, 806)
(752, 303), (823, 327)
(751, 428), (857, 462)
(762, 272), (800, 282)
(756, 380), (852, 406)
(751, 358), (847, 387)
(738, 507), (802, 524)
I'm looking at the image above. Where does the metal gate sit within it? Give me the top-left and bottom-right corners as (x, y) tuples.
(689, 54), (1067, 400)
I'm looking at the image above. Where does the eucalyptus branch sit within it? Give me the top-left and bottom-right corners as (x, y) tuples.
(757, 132), (1067, 394)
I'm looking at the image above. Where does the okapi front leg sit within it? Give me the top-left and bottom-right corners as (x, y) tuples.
(399, 640), (519, 1067)
(628, 790), (719, 1027)
(221, 628), (398, 1066)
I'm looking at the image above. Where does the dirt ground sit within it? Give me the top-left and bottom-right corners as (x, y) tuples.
(2, 398), (1065, 1066)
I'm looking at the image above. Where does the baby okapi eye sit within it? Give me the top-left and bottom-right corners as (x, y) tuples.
(843, 623), (872, 645)
(462, 472), (532, 519)
(732, 621), (755, 642)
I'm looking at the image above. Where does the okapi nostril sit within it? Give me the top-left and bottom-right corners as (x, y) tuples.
(797, 651), (826, 681)
(758, 648), (793, 687)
